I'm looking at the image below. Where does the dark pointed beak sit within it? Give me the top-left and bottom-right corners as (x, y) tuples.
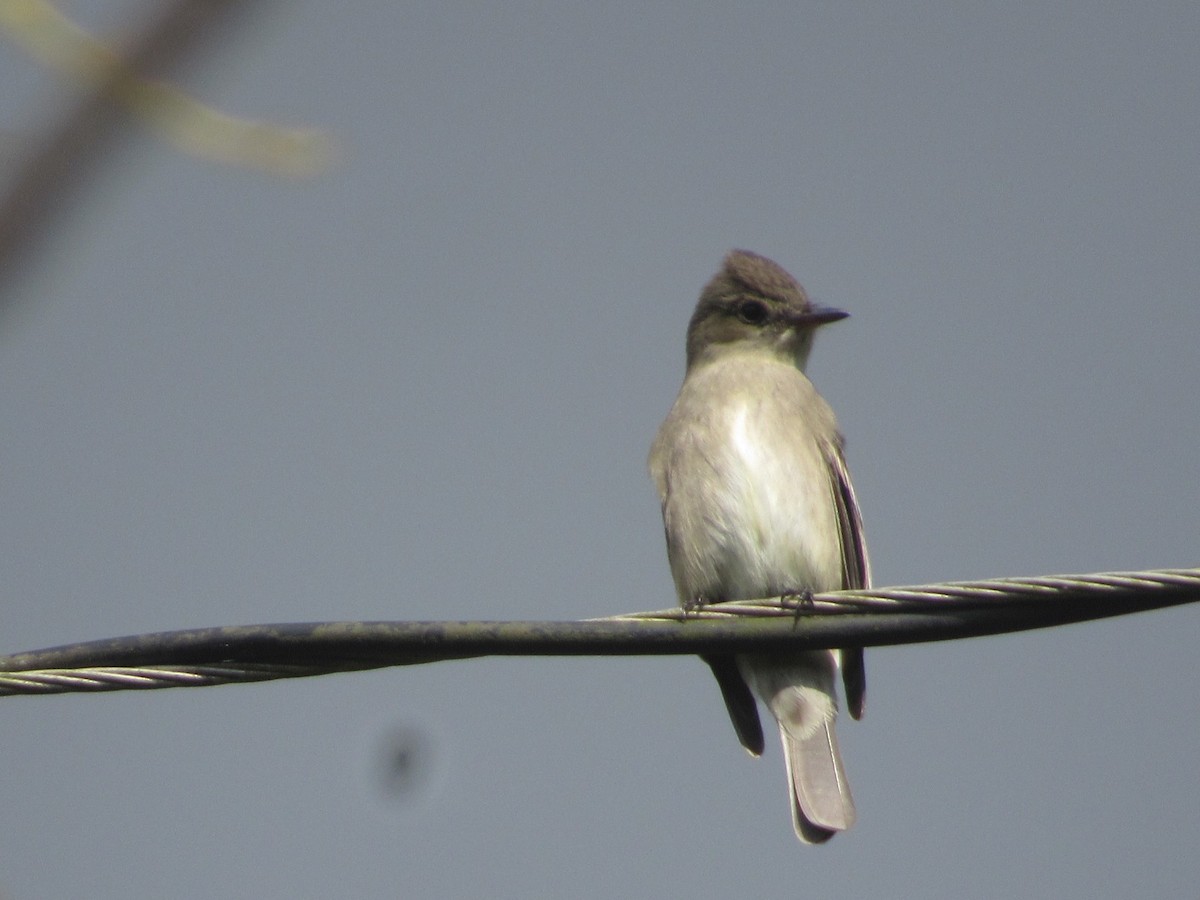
(785, 305), (849, 328)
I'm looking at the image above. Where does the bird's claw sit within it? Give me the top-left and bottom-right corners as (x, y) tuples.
(780, 589), (815, 626)
(683, 595), (716, 617)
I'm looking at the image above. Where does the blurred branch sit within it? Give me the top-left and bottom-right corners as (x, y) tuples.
(0, 567), (1195, 696)
(0, 0), (329, 305)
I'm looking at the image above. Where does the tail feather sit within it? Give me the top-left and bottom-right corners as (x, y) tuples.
(782, 716), (855, 840)
(739, 651), (855, 843)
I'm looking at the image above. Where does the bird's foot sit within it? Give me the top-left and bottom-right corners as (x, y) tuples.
(682, 595), (718, 617)
(780, 589), (815, 626)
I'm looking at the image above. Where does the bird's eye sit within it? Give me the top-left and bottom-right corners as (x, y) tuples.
(735, 299), (770, 325)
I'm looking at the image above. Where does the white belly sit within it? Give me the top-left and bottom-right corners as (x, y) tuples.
(708, 402), (841, 598)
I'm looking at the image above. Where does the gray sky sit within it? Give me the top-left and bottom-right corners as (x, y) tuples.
(2, 2), (1198, 897)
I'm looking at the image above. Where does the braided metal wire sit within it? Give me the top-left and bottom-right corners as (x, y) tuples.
(1, 567), (1195, 697)
(620, 567), (1200, 618)
(0, 663), (343, 694)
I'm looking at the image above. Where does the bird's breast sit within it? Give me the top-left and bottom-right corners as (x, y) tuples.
(706, 398), (841, 597)
(651, 357), (845, 603)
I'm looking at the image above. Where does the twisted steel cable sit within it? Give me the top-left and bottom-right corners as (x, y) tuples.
(1, 567), (1195, 696)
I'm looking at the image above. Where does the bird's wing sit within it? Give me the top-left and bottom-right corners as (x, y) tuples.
(827, 440), (870, 719)
(701, 653), (766, 756)
(652, 437), (766, 757)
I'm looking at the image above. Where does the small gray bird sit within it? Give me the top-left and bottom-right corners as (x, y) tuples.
(649, 250), (869, 843)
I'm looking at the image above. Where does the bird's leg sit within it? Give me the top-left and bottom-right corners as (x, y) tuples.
(780, 588), (815, 626)
(683, 594), (719, 616)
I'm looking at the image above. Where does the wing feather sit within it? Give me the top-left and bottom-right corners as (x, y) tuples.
(826, 441), (870, 720)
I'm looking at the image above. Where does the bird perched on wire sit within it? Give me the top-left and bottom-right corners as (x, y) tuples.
(649, 249), (869, 843)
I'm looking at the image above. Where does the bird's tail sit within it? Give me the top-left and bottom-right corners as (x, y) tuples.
(738, 651), (855, 843)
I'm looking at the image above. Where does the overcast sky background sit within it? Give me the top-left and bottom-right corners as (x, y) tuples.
(2, 2), (1198, 897)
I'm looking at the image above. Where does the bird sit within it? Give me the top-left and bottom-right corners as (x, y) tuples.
(648, 249), (869, 843)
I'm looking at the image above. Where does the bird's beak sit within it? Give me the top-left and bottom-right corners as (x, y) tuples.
(786, 305), (849, 328)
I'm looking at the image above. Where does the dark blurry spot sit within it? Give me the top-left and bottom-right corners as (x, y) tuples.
(376, 724), (434, 801)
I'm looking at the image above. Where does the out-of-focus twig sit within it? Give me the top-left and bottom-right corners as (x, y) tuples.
(0, 0), (329, 309)
(1, 0), (331, 174)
